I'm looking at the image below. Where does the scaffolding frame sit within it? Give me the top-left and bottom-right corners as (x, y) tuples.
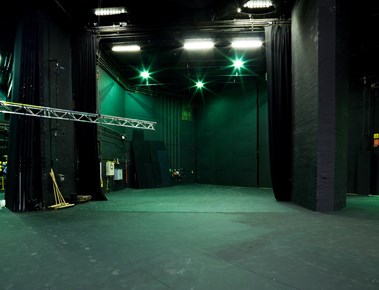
(0, 101), (156, 130)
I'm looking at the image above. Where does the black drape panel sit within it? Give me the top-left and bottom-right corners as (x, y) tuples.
(71, 30), (106, 201)
(6, 9), (44, 211)
(265, 24), (292, 201)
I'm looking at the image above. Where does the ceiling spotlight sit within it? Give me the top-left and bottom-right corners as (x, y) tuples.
(184, 40), (214, 50)
(196, 81), (204, 88)
(112, 45), (141, 52)
(233, 59), (244, 69)
(93, 7), (127, 16)
(231, 40), (263, 49)
(239, 0), (275, 14)
(140, 70), (150, 79)
(243, 0), (273, 9)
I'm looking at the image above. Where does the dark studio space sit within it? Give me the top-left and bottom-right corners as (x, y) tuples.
(0, 0), (379, 289)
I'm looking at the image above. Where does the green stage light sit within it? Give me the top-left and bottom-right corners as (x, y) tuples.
(233, 59), (244, 69)
(196, 81), (204, 89)
(136, 66), (159, 86)
(140, 70), (150, 79)
(192, 78), (209, 95)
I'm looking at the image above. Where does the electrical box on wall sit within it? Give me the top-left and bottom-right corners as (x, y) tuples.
(373, 133), (379, 148)
(106, 161), (115, 176)
(114, 169), (123, 181)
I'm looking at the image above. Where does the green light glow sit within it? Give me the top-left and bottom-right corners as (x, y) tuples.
(190, 77), (210, 95)
(220, 53), (253, 90)
(196, 81), (204, 88)
(136, 65), (159, 86)
(233, 58), (244, 69)
(140, 70), (150, 79)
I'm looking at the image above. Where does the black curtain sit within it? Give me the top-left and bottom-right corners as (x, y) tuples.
(71, 30), (106, 201)
(6, 9), (44, 211)
(265, 24), (292, 201)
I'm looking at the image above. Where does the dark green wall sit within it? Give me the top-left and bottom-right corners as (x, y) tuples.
(99, 70), (271, 190)
(98, 68), (196, 190)
(98, 68), (127, 191)
(195, 79), (271, 187)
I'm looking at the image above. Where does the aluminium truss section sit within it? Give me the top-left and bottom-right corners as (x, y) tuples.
(0, 101), (156, 130)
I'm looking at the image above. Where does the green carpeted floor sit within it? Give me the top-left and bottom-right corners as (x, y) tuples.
(1, 184), (379, 289)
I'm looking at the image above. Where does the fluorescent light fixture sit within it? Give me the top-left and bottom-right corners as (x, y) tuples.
(231, 40), (263, 49)
(243, 0), (273, 9)
(112, 45), (141, 52)
(184, 40), (214, 50)
(94, 7), (127, 16)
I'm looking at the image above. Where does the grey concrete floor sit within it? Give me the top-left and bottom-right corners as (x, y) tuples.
(1, 184), (379, 290)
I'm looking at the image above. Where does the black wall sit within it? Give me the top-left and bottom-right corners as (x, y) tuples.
(291, 0), (318, 209)
(292, 0), (348, 211)
(292, 0), (379, 204)
(6, 9), (76, 210)
(347, 1), (379, 196)
(41, 14), (76, 202)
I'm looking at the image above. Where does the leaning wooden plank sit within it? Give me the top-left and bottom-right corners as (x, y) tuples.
(48, 203), (74, 209)
(48, 168), (75, 210)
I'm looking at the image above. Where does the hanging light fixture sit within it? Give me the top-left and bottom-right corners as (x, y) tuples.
(231, 39), (263, 49)
(93, 7), (127, 16)
(111, 45), (141, 52)
(238, 0), (275, 14)
(243, 0), (273, 9)
(183, 39), (214, 50)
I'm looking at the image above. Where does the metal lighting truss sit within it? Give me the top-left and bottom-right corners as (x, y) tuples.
(0, 101), (156, 130)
